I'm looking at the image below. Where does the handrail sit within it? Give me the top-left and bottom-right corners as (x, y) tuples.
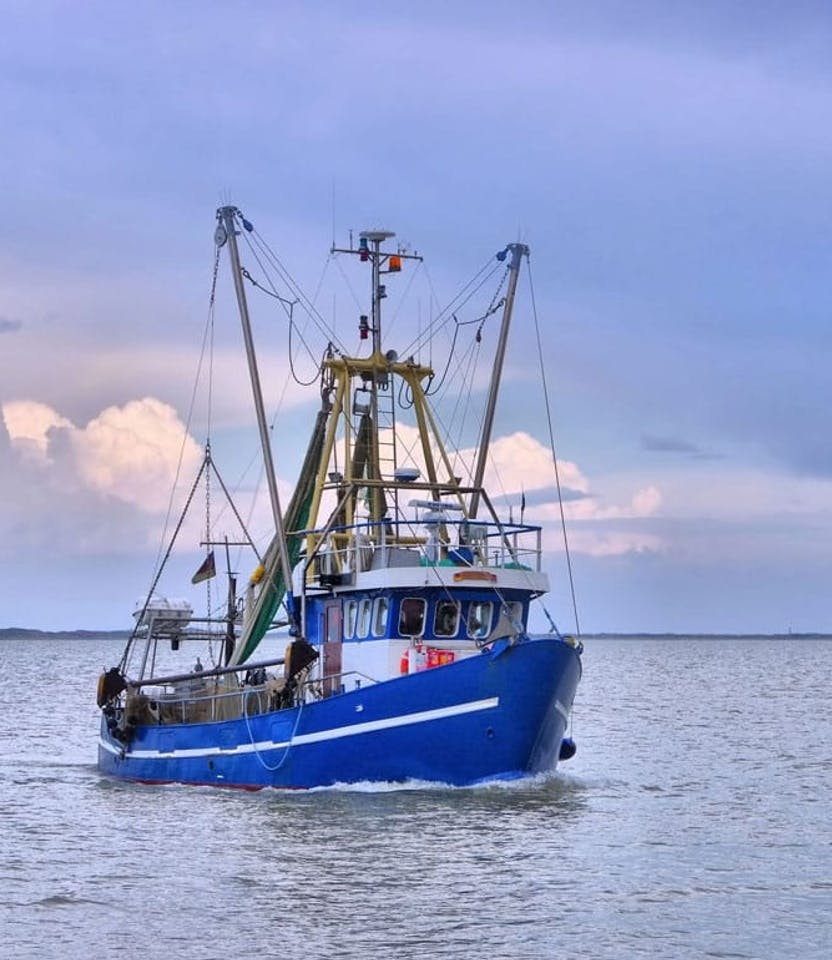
(296, 516), (543, 540)
(128, 654), (285, 690)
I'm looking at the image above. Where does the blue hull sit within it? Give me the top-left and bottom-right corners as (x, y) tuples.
(98, 637), (581, 790)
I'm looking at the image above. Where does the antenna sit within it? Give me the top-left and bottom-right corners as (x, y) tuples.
(331, 176), (336, 250)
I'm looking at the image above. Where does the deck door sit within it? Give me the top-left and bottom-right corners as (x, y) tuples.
(322, 601), (343, 696)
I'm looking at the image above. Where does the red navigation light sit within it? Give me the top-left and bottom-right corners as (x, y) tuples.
(359, 237), (369, 262)
(389, 254), (402, 272)
(359, 314), (369, 340)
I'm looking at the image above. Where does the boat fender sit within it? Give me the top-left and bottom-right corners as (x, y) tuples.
(285, 637), (319, 683)
(97, 667), (127, 707)
(559, 737), (577, 762)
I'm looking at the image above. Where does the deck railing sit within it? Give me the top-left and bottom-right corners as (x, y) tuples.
(123, 666), (381, 727)
(304, 516), (543, 586)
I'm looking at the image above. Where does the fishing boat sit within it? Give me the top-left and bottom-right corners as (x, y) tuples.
(96, 206), (583, 789)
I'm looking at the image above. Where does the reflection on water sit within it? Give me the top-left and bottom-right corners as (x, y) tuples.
(2, 636), (831, 959)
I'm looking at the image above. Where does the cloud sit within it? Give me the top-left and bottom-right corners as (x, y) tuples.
(386, 423), (663, 556)
(0, 397), (210, 564)
(642, 430), (732, 467)
(71, 398), (202, 511)
(482, 431), (589, 499)
(535, 484), (664, 557)
(1, 307), (317, 432)
(0, 391), (298, 579)
(568, 528), (664, 558)
(2, 400), (72, 459)
(0, 317), (22, 333)
(4, 396), (202, 512)
(642, 433), (702, 454)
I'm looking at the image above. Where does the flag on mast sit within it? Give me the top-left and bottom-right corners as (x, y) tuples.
(191, 551), (216, 584)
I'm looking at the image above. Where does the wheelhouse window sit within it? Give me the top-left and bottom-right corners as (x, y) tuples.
(398, 597), (426, 637)
(343, 599), (358, 638)
(467, 600), (493, 640)
(372, 596), (390, 637)
(434, 600), (460, 637)
(357, 598), (372, 639)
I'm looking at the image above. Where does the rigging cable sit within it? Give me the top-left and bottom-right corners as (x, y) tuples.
(145, 240), (220, 606)
(399, 256), (503, 360)
(247, 221), (348, 354)
(122, 455), (210, 672)
(204, 441), (215, 666)
(527, 262), (581, 637)
(237, 234), (321, 387)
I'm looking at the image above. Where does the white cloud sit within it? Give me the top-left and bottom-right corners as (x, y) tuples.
(71, 398), (202, 512)
(565, 483), (662, 522)
(2, 311), (313, 433)
(482, 431), (589, 498)
(370, 422), (663, 557)
(568, 529), (663, 557)
(4, 396), (201, 513)
(2, 400), (72, 459)
(648, 464), (832, 521)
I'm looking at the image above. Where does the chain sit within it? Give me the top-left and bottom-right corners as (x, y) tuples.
(205, 441), (212, 633)
(209, 243), (220, 309)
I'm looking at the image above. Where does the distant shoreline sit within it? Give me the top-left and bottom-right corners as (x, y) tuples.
(0, 628), (131, 640)
(2, 627), (830, 641)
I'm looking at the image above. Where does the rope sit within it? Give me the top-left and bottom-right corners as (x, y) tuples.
(121, 455), (210, 672)
(204, 441), (213, 647)
(126, 241), (221, 674)
(243, 687), (304, 772)
(527, 263), (581, 637)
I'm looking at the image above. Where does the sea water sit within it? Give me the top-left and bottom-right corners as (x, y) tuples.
(1, 635), (830, 959)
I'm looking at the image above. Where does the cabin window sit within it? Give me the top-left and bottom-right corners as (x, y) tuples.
(372, 596), (390, 637)
(467, 600), (493, 640)
(344, 599), (358, 638)
(357, 598), (372, 639)
(398, 597), (426, 637)
(434, 600), (459, 637)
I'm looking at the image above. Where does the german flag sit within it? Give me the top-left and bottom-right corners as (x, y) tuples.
(191, 551), (216, 584)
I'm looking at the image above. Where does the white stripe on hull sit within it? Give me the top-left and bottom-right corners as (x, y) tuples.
(100, 696), (500, 762)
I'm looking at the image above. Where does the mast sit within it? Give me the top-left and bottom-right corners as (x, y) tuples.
(365, 229), (393, 521)
(223, 536), (236, 665)
(469, 242), (528, 519)
(216, 206), (297, 628)
(330, 230), (422, 522)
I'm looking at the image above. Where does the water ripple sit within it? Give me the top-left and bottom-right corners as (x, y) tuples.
(2, 635), (831, 959)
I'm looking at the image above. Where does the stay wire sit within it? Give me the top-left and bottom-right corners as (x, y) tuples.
(122, 455), (210, 672)
(148, 241), (220, 592)
(399, 257), (503, 359)
(402, 259), (499, 360)
(248, 224), (347, 354)
(527, 263), (581, 637)
(237, 232), (320, 375)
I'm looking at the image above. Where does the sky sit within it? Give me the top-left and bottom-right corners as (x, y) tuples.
(2, 1), (831, 634)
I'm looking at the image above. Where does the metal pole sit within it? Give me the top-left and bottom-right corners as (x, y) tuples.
(469, 242), (528, 519)
(363, 230), (394, 521)
(217, 206), (297, 626)
(369, 236), (382, 519)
